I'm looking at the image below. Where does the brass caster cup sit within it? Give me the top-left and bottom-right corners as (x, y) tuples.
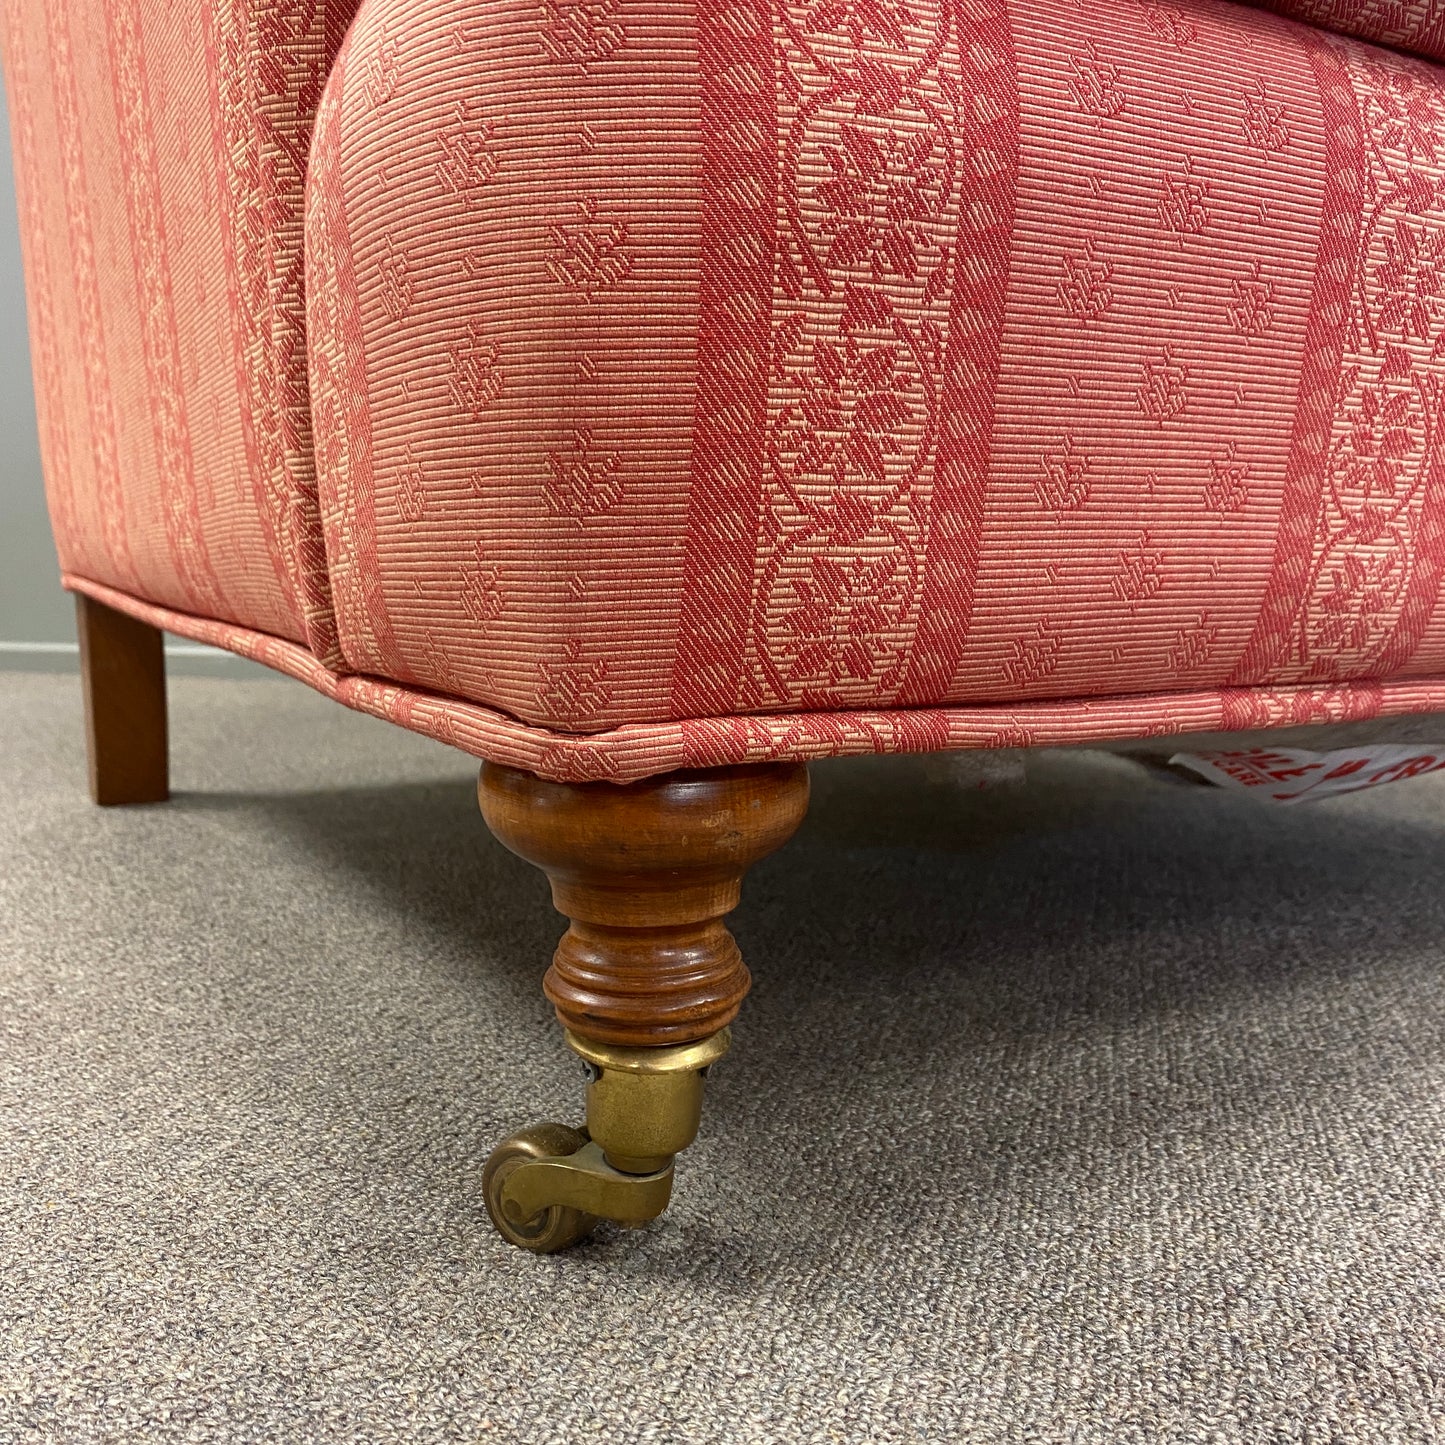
(568, 1027), (731, 1174)
(482, 1029), (731, 1254)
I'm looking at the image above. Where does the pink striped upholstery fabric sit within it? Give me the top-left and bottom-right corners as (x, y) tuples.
(1, 0), (357, 659)
(9, 0), (1445, 784)
(1245, 0), (1445, 63)
(307, 0), (1445, 741)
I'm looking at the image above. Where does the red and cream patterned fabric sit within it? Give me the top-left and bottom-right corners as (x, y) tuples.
(1246, 0), (1445, 64)
(307, 0), (1445, 740)
(10, 0), (1445, 784)
(0, 0), (357, 660)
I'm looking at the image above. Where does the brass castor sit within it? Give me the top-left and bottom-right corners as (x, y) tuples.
(482, 1029), (731, 1253)
(482, 1123), (598, 1253)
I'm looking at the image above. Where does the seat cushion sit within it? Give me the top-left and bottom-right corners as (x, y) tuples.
(1, 0), (357, 657)
(308, 0), (1445, 734)
(1245, 0), (1445, 64)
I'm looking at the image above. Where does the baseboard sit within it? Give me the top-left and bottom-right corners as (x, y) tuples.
(0, 639), (276, 680)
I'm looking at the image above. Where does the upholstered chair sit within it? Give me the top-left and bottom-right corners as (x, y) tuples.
(5, 0), (1445, 1249)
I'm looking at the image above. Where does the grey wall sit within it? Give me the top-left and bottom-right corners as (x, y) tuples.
(0, 71), (68, 657)
(0, 73), (266, 677)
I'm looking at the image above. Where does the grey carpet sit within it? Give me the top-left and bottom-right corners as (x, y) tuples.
(2, 671), (1444, 1444)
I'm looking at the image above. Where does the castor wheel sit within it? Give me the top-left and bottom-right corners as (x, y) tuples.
(481, 1031), (736, 1253)
(483, 1122), (597, 1253)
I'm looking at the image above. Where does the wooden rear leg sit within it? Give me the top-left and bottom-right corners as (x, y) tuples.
(75, 593), (169, 806)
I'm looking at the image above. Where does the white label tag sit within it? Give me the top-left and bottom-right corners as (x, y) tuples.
(1167, 744), (1445, 804)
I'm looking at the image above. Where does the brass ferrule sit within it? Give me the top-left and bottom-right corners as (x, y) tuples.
(565, 1028), (731, 1175)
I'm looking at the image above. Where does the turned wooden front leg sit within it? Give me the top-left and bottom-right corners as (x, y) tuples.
(477, 761), (809, 1048)
(476, 761), (808, 1250)
(75, 593), (169, 806)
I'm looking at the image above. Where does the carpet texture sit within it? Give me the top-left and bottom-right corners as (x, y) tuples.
(2, 671), (1444, 1444)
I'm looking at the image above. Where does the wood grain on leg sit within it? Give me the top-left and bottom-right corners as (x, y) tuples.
(478, 762), (809, 1048)
(76, 593), (169, 806)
